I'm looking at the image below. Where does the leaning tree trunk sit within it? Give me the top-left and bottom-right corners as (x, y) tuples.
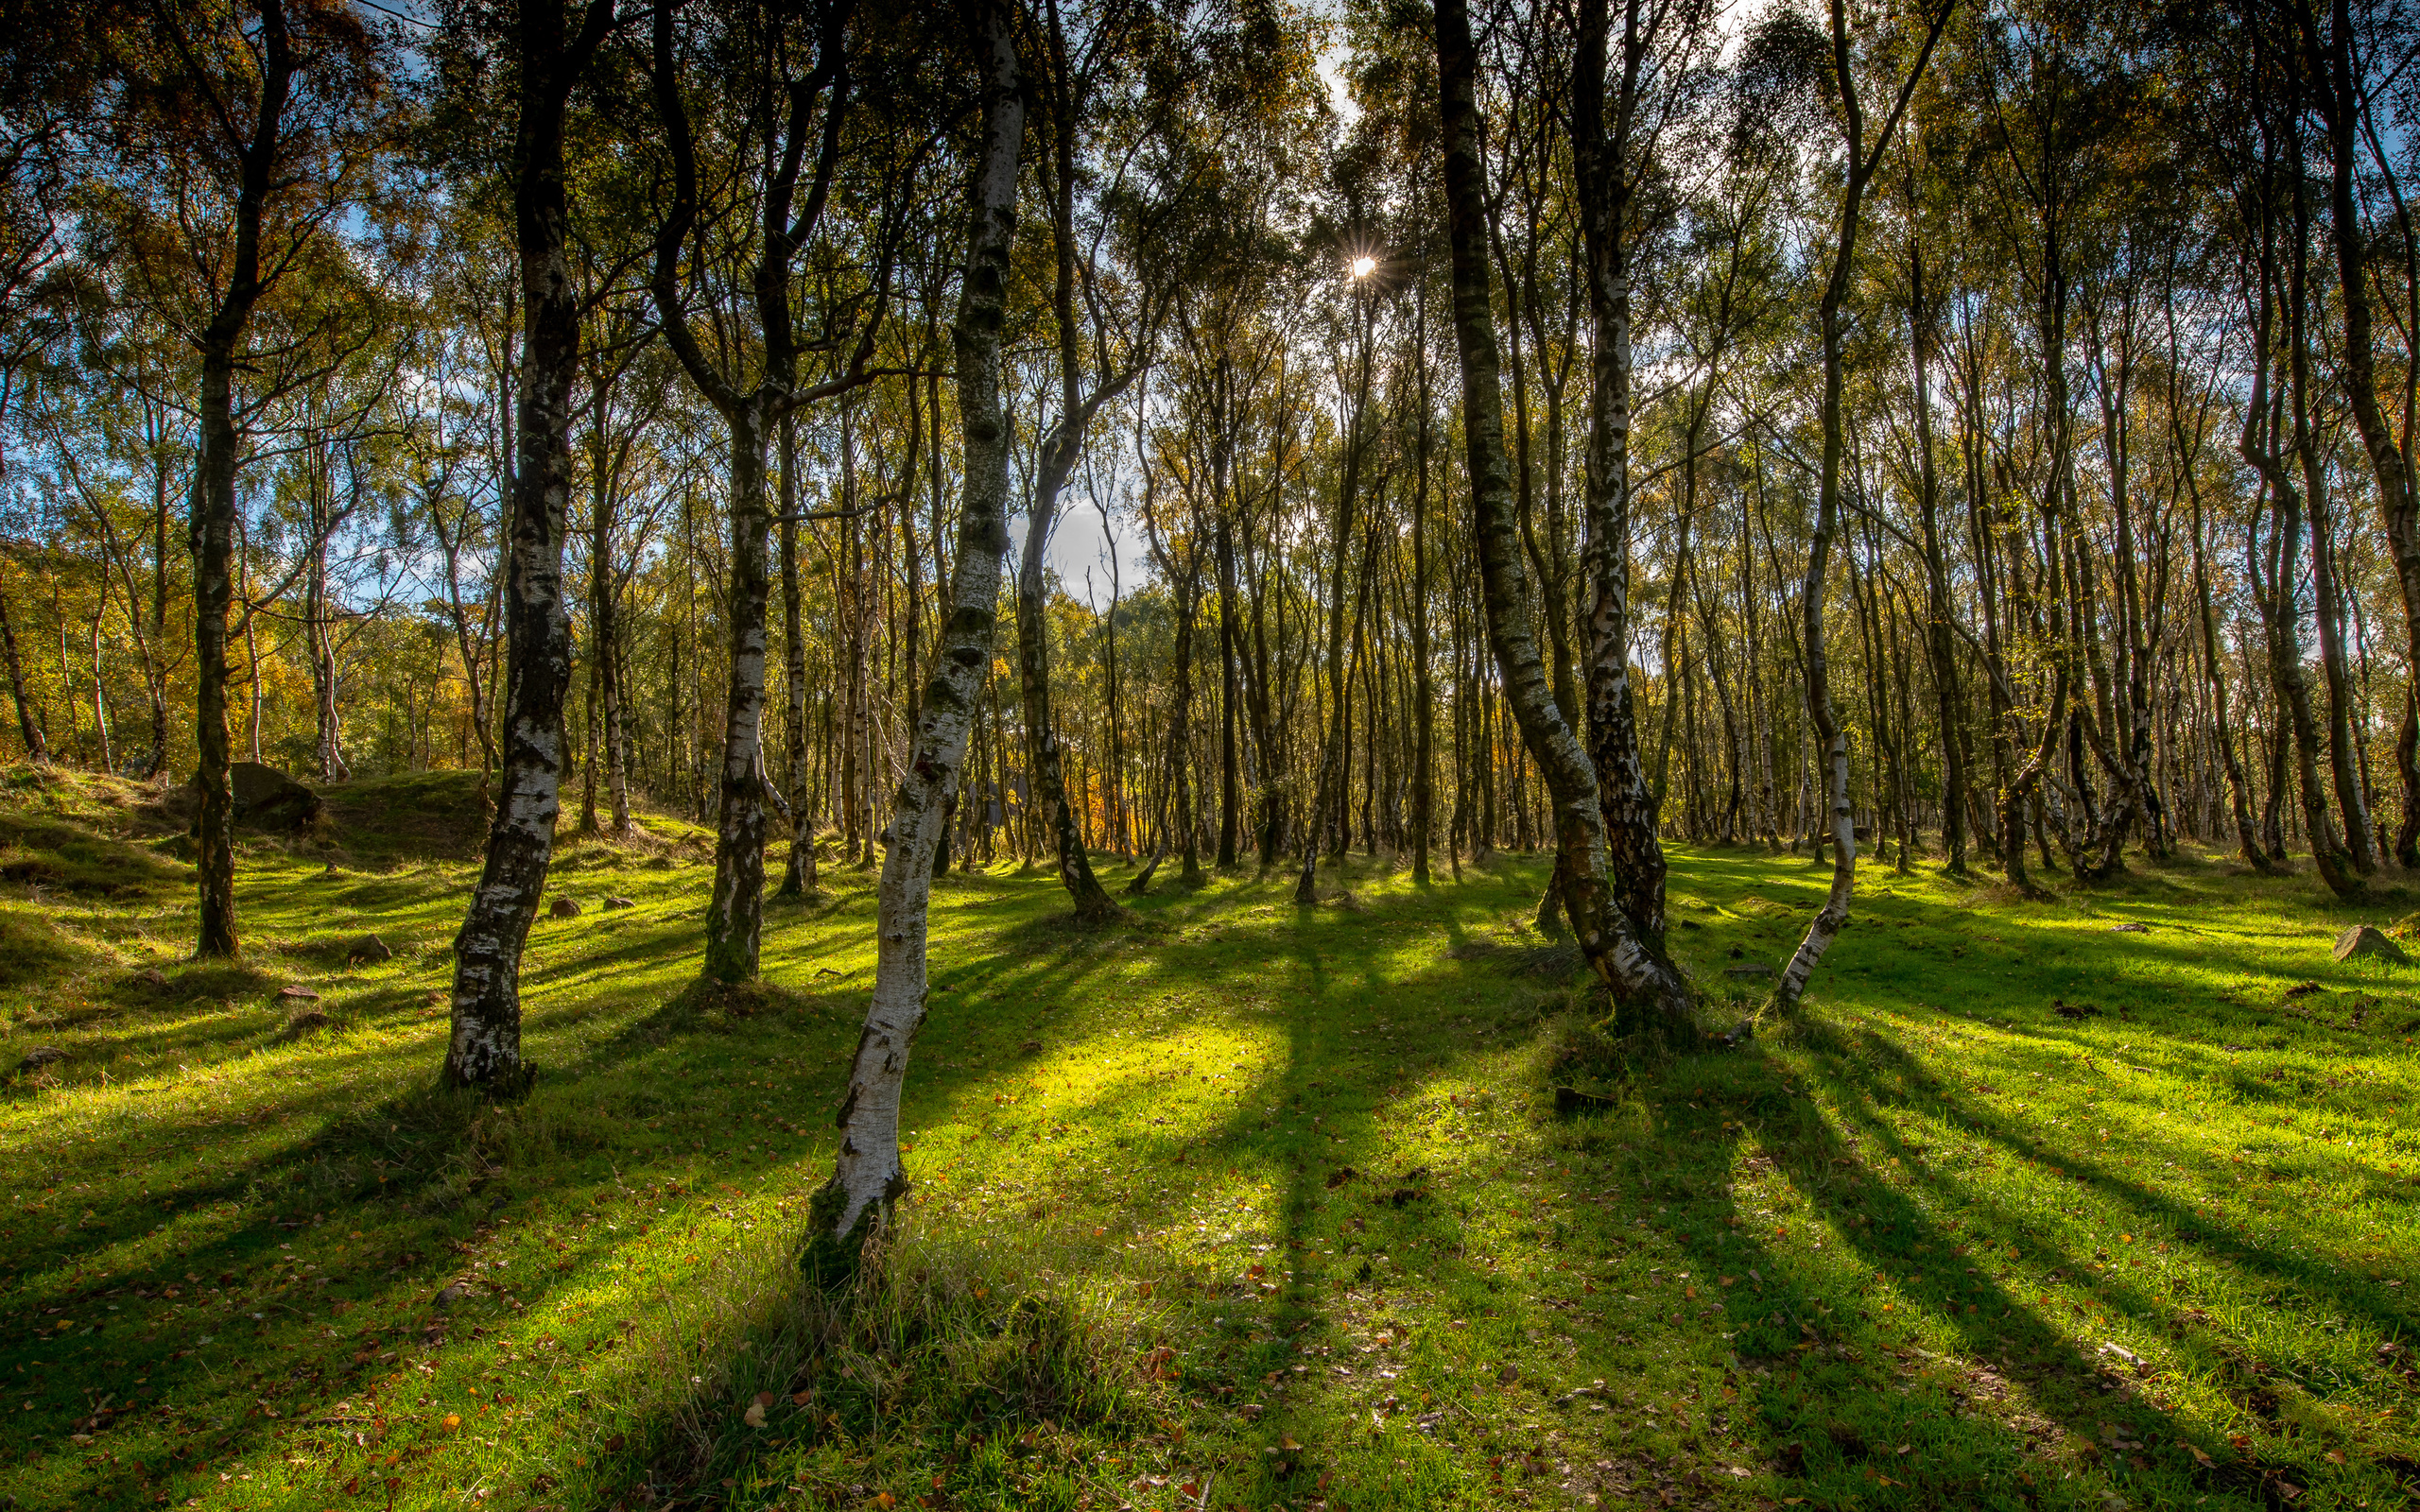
(445, 0), (613, 1092)
(1776, 0), (1937, 1006)
(815, 2), (1021, 1259)
(1435, 0), (1685, 1021)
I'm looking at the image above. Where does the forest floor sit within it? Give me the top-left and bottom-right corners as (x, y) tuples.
(3, 765), (2419, 1512)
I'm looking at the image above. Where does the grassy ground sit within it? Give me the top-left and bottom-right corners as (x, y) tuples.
(3, 766), (2418, 1512)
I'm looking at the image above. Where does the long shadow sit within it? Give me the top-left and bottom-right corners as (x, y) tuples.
(1803, 1017), (2419, 1351)
(0, 861), (1060, 1509)
(539, 856), (1547, 1505)
(1518, 1034), (2271, 1510)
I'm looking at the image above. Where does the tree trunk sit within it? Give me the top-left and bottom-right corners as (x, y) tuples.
(1435, 0), (1685, 1021)
(1295, 291), (1372, 905)
(701, 403), (776, 979)
(778, 413), (819, 895)
(0, 577), (45, 764)
(1778, 0), (1944, 1004)
(187, 4), (299, 959)
(1015, 482), (1117, 919)
(445, 0), (614, 1092)
(817, 3), (1019, 1256)
(2314, 0), (2420, 870)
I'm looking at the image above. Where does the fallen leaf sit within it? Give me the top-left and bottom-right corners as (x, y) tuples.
(442, 1414), (461, 1430)
(743, 1401), (766, 1428)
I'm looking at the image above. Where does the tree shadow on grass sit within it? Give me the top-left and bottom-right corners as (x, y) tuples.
(1517, 1031), (2326, 1511)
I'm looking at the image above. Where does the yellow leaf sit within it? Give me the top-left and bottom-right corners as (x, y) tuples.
(442, 1414), (461, 1430)
(1280, 1434), (1303, 1452)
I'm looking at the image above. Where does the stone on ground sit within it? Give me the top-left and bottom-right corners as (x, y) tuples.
(2333, 924), (2409, 965)
(186, 761), (322, 831)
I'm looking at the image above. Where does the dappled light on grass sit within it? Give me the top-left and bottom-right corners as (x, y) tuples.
(2, 784), (2418, 1509)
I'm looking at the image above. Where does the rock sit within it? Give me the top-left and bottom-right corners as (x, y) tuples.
(602, 896), (635, 911)
(18, 1045), (65, 1072)
(2334, 924), (2409, 965)
(549, 896), (581, 919)
(187, 761), (321, 833)
(2109, 922), (2150, 934)
(345, 934), (392, 964)
(277, 985), (320, 1002)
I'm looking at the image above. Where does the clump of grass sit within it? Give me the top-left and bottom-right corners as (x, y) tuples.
(628, 1228), (1161, 1508)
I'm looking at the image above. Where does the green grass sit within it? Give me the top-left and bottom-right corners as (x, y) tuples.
(4, 766), (2419, 1511)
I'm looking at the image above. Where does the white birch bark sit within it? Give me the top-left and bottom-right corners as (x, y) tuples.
(814, 2), (1022, 1254)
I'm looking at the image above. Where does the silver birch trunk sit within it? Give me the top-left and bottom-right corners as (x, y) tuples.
(814, 1), (1021, 1255)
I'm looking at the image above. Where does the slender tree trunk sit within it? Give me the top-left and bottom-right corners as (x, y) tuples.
(701, 403), (777, 978)
(1217, 512), (1241, 868)
(818, 5), (1019, 1254)
(1296, 294), (1371, 904)
(1436, 0), (1685, 1019)
(1779, 0), (1944, 1005)
(186, 4), (298, 959)
(778, 413), (819, 895)
(1410, 300), (1435, 885)
(0, 579), (44, 765)
(1015, 479), (1117, 918)
(1572, 0), (1668, 946)
(2314, 0), (2420, 870)
(446, 0), (614, 1091)
(1908, 214), (1964, 874)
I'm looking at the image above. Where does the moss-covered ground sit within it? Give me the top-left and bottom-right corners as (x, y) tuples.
(3, 765), (2418, 1511)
